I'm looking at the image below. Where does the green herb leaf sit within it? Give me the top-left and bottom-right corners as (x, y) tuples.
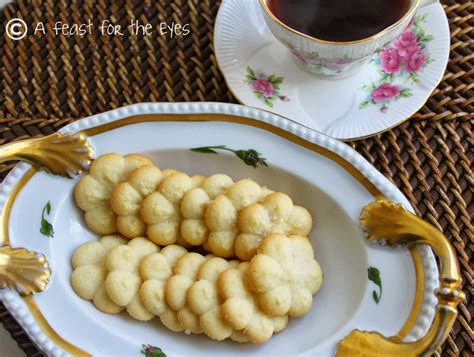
(368, 266), (382, 304)
(40, 201), (54, 238)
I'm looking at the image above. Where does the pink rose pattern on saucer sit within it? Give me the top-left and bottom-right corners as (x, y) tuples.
(245, 66), (290, 107)
(360, 14), (434, 113)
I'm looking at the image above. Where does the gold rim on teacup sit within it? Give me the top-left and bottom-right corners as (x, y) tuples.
(258, 0), (421, 45)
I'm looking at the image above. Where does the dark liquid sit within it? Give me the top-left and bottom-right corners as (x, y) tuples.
(268, 0), (410, 42)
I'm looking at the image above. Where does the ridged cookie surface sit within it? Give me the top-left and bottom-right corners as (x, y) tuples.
(165, 252), (210, 334)
(180, 174), (234, 247)
(110, 166), (177, 239)
(74, 153), (154, 234)
(187, 257), (246, 342)
(105, 237), (160, 321)
(140, 172), (205, 246)
(236, 192), (312, 261)
(71, 235), (128, 314)
(218, 262), (288, 343)
(204, 179), (272, 258)
(247, 234), (323, 318)
(140, 245), (188, 331)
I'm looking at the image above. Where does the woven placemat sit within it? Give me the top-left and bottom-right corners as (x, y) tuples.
(0, 0), (472, 356)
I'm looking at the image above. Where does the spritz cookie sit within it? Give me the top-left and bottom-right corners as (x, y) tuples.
(140, 172), (205, 246)
(180, 174), (234, 246)
(110, 165), (178, 238)
(204, 179), (272, 258)
(247, 233), (323, 317)
(74, 153), (154, 235)
(140, 245), (188, 332)
(71, 235), (128, 314)
(165, 252), (210, 334)
(104, 237), (160, 321)
(236, 192), (312, 260)
(186, 257), (245, 341)
(219, 262), (288, 343)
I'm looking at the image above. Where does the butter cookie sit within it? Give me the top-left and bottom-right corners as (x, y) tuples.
(75, 153), (154, 234)
(247, 234), (323, 317)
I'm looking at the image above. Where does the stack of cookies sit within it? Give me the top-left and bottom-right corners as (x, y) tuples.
(71, 153), (323, 344)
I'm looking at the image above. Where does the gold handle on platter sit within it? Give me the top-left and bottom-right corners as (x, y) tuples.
(0, 132), (94, 178)
(0, 246), (51, 295)
(336, 199), (464, 356)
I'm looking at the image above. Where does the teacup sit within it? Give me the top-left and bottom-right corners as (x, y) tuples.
(259, 0), (438, 77)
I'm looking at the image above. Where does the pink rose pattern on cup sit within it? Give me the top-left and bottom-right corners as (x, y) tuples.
(290, 47), (357, 75)
(245, 66), (290, 107)
(360, 14), (434, 113)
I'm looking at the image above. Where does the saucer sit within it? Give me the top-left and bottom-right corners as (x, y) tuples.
(214, 0), (450, 140)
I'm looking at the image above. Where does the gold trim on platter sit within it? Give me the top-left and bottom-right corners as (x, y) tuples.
(23, 297), (91, 356)
(79, 113), (383, 197)
(336, 199), (464, 356)
(396, 247), (424, 340)
(0, 133), (94, 179)
(1, 168), (36, 246)
(0, 113), (437, 355)
(0, 168), (50, 295)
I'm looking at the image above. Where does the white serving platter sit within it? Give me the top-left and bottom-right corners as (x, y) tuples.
(0, 103), (438, 356)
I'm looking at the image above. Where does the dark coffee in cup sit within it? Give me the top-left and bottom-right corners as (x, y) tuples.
(268, 0), (411, 42)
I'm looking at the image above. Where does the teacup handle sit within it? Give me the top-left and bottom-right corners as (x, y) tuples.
(336, 199), (464, 356)
(419, 0), (439, 8)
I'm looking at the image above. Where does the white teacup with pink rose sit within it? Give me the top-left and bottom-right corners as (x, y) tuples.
(259, 0), (439, 77)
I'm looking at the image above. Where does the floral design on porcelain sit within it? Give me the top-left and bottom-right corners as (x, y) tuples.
(368, 266), (383, 304)
(40, 201), (54, 238)
(244, 66), (289, 107)
(290, 47), (356, 75)
(141, 344), (166, 357)
(190, 145), (268, 168)
(360, 14), (434, 113)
